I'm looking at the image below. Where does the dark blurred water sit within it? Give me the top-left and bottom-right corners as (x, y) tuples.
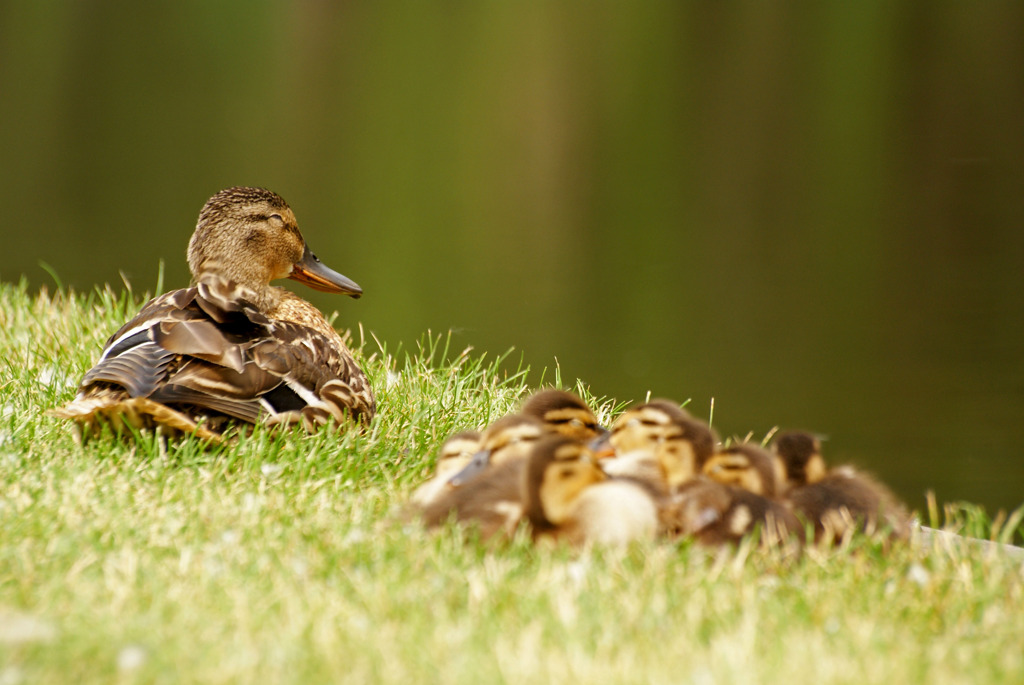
(2, 3), (1022, 514)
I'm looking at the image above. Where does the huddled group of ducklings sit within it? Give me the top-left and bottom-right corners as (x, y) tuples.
(409, 389), (911, 549)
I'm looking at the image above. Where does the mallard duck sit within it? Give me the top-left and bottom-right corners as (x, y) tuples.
(50, 187), (375, 442)
(418, 415), (545, 538)
(771, 430), (910, 543)
(408, 430), (482, 508)
(523, 435), (658, 547)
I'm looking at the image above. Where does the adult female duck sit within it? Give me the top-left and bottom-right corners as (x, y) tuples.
(52, 187), (375, 442)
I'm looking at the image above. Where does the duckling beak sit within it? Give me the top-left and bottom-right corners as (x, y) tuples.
(447, 449), (492, 487)
(289, 245), (363, 298)
(588, 432), (615, 459)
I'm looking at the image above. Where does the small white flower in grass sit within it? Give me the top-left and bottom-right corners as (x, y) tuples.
(260, 462), (285, 478)
(386, 370), (400, 389)
(117, 644), (148, 671)
(0, 405), (14, 419)
(907, 563), (930, 587)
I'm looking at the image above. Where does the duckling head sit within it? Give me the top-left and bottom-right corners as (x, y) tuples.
(433, 430), (482, 481)
(446, 414), (544, 486)
(608, 399), (717, 488)
(520, 389), (605, 441)
(187, 187), (362, 298)
(702, 443), (778, 498)
(524, 435), (606, 530)
(771, 431), (827, 489)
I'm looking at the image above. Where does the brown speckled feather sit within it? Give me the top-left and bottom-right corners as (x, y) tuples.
(53, 276), (374, 439)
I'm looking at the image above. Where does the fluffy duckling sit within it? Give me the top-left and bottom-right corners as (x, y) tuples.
(418, 415), (545, 539)
(442, 389), (605, 487)
(771, 430), (911, 543)
(520, 388), (606, 442)
(702, 443), (780, 499)
(523, 435), (658, 547)
(689, 443), (802, 545)
(408, 430), (482, 508)
(600, 399), (717, 492)
(667, 478), (801, 547)
(51, 187), (374, 442)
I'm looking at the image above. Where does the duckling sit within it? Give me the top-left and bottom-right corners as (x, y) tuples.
(689, 442), (802, 545)
(523, 435), (658, 547)
(407, 430), (482, 508)
(771, 430), (911, 543)
(520, 388), (605, 442)
(667, 478), (801, 547)
(442, 389), (605, 488)
(418, 415), (545, 539)
(702, 443), (780, 499)
(770, 431), (827, 494)
(51, 187), (374, 442)
(600, 399), (717, 492)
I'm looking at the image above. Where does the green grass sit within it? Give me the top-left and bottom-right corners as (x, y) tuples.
(1, 279), (1023, 684)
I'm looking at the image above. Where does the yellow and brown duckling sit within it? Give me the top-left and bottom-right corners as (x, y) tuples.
(691, 442), (803, 545)
(599, 399), (717, 493)
(408, 430), (482, 509)
(440, 388), (605, 488)
(771, 431), (911, 543)
(668, 477), (801, 548)
(702, 443), (781, 499)
(523, 435), (658, 547)
(51, 187), (375, 442)
(418, 414), (546, 539)
(520, 388), (606, 443)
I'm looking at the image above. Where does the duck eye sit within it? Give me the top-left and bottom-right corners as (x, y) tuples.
(268, 213), (284, 225)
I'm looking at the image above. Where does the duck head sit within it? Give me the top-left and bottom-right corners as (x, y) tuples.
(187, 186), (362, 297)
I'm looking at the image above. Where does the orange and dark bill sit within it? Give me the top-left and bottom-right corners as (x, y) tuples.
(289, 245), (363, 298)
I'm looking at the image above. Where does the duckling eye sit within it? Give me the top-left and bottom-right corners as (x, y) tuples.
(569, 418), (584, 428)
(268, 213), (284, 224)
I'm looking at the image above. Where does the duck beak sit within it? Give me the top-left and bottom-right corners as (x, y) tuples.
(290, 245), (363, 298)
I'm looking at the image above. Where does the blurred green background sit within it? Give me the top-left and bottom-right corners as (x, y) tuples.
(2, 2), (1022, 514)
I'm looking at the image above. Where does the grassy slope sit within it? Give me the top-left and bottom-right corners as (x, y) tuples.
(1, 280), (1022, 684)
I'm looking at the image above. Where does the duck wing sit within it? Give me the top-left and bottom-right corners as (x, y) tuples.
(54, 277), (374, 437)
